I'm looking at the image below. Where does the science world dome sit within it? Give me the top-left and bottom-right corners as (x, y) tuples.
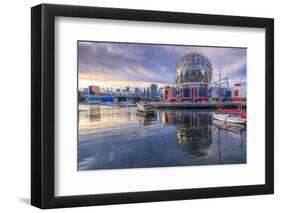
(175, 52), (213, 84)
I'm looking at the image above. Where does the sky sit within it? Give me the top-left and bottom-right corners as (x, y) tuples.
(78, 41), (246, 89)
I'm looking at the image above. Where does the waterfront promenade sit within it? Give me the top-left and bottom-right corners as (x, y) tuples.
(151, 101), (246, 109)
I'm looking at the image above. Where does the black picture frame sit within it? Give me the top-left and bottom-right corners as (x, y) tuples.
(31, 3), (274, 209)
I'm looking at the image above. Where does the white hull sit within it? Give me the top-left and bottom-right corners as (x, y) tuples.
(119, 102), (137, 107)
(86, 100), (101, 104)
(213, 113), (246, 124)
(102, 102), (118, 106)
(137, 103), (155, 115)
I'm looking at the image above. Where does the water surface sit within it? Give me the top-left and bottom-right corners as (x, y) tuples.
(78, 105), (246, 170)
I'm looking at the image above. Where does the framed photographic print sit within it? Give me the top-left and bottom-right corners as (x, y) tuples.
(31, 4), (274, 209)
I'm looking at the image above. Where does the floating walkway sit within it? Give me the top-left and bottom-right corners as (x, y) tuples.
(151, 102), (246, 109)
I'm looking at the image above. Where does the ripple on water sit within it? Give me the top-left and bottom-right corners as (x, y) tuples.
(78, 105), (246, 170)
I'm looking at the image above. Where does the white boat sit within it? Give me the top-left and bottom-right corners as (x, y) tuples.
(86, 100), (101, 104)
(118, 101), (137, 107)
(137, 103), (155, 115)
(213, 111), (246, 124)
(102, 102), (118, 106)
(212, 118), (246, 128)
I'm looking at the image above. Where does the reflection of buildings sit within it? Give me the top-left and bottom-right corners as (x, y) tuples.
(159, 110), (212, 157)
(79, 105), (137, 123)
(79, 105), (101, 122)
(136, 113), (157, 125)
(212, 119), (246, 144)
(158, 110), (246, 161)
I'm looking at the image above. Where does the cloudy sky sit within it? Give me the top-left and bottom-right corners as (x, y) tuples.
(78, 41), (246, 89)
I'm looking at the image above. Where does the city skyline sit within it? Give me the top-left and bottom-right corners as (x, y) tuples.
(78, 41), (246, 89)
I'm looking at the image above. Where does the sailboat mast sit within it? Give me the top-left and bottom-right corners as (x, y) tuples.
(219, 68), (221, 102)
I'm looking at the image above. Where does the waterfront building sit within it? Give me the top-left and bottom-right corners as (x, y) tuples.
(230, 82), (246, 102)
(209, 82), (246, 102)
(85, 94), (118, 103)
(79, 88), (89, 98)
(163, 52), (246, 103)
(150, 84), (158, 101)
(82, 88), (89, 93)
(164, 52), (212, 102)
(88, 85), (101, 95)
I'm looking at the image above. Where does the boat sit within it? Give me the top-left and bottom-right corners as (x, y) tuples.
(102, 102), (118, 106)
(118, 101), (137, 107)
(85, 100), (101, 104)
(213, 108), (246, 124)
(212, 118), (246, 129)
(137, 102), (155, 116)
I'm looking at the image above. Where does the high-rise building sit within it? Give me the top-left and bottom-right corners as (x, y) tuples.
(146, 88), (150, 100)
(150, 84), (158, 101)
(143, 88), (146, 99)
(126, 87), (130, 93)
(158, 87), (165, 101)
(134, 87), (140, 94)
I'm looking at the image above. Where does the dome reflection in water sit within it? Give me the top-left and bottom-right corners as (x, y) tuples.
(78, 105), (246, 171)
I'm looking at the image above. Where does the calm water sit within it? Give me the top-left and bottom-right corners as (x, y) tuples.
(78, 105), (246, 171)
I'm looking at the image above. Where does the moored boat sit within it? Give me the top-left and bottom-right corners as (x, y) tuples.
(118, 101), (137, 107)
(137, 102), (155, 116)
(213, 108), (246, 124)
(102, 102), (118, 106)
(85, 100), (101, 104)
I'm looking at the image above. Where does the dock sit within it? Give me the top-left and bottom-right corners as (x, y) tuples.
(151, 102), (246, 109)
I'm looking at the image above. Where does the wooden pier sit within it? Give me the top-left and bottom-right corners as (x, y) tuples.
(151, 102), (246, 109)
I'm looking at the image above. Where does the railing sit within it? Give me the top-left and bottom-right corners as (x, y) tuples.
(150, 101), (246, 106)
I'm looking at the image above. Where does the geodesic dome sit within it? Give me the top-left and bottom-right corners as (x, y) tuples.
(175, 52), (213, 84)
